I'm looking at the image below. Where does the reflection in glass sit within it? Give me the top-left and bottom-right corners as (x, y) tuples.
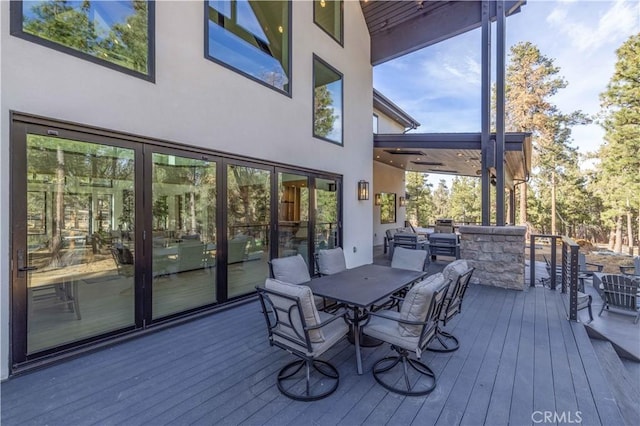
(151, 154), (217, 319)
(314, 0), (342, 43)
(314, 178), (339, 256)
(380, 193), (396, 224)
(207, 0), (290, 93)
(25, 135), (135, 354)
(20, 0), (150, 75)
(278, 173), (309, 265)
(313, 57), (343, 144)
(227, 164), (271, 298)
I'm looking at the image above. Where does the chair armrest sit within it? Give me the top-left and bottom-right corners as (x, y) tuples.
(306, 309), (347, 331)
(367, 310), (427, 326)
(586, 262), (604, 272)
(620, 265), (635, 275)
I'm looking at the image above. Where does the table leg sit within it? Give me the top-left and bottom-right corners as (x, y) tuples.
(354, 317), (363, 375)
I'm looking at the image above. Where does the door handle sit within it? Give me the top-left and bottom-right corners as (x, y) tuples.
(16, 249), (38, 272)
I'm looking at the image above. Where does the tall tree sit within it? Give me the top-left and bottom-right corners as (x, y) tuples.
(405, 172), (434, 226)
(597, 33), (640, 252)
(504, 42), (589, 234)
(449, 177), (481, 224)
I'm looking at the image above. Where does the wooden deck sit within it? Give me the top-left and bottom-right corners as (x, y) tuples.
(1, 279), (627, 425)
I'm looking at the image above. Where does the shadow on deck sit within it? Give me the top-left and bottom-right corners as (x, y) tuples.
(1, 255), (630, 425)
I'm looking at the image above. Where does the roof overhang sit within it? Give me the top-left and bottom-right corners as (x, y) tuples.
(374, 132), (532, 187)
(373, 89), (421, 130)
(362, 0), (526, 65)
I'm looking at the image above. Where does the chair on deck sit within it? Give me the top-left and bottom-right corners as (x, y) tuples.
(428, 260), (474, 352)
(393, 233), (426, 252)
(362, 273), (449, 396)
(620, 256), (640, 277)
(315, 247), (347, 276)
(111, 244), (134, 277)
(269, 254), (327, 310)
(391, 246), (428, 272)
(599, 274), (640, 324)
(578, 253), (603, 276)
(257, 279), (348, 401)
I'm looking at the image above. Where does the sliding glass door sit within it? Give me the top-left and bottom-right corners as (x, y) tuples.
(277, 172), (310, 264)
(150, 152), (218, 319)
(314, 177), (340, 252)
(226, 163), (271, 298)
(12, 124), (140, 359)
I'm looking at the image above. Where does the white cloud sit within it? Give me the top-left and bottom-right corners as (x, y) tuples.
(546, 0), (639, 52)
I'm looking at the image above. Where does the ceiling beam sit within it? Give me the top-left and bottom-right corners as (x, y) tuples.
(370, 1), (525, 65)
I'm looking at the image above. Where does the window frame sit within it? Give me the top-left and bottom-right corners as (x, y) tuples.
(312, 54), (344, 146)
(313, 0), (344, 46)
(204, 0), (293, 97)
(9, 0), (156, 82)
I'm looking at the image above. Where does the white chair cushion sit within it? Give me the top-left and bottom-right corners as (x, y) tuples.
(274, 311), (349, 357)
(442, 259), (469, 297)
(391, 246), (427, 272)
(398, 273), (446, 337)
(271, 254), (311, 285)
(317, 248), (347, 275)
(265, 279), (324, 343)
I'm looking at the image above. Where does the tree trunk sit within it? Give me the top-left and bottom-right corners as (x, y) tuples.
(551, 171), (556, 234)
(614, 216), (623, 253)
(627, 211), (634, 254)
(608, 226), (616, 251)
(51, 147), (65, 268)
(519, 184), (527, 225)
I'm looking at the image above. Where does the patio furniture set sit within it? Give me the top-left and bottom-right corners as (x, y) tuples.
(258, 247), (474, 401)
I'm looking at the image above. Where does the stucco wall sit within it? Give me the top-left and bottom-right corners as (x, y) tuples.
(0, 1), (372, 379)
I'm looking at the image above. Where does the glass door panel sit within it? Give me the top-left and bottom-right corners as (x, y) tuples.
(278, 172), (310, 265)
(25, 135), (136, 354)
(314, 178), (340, 252)
(227, 164), (271, 298)
(151, 154), (217, 319)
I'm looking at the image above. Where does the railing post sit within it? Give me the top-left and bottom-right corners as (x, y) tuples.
(529, 234), (536, 287)
(550, 237), (557, 290)
(568, 241), (579, 321)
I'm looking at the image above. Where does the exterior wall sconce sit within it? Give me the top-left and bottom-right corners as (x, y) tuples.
(374, 193), (382, 206)
(357, 180), (369, 200)
(399, 196), (406, 207)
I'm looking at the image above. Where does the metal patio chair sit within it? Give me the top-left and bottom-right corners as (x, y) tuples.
(315, 247), (347, 276)
(257, 279), (348, 401)
(362, 273), (449, 396)
(428, 260), (474, 352)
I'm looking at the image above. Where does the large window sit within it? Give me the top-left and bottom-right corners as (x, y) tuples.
(206, 0), (291, 94)
(11, 1), (153, 80)
(313, 56), (343, 145)
(314, 0), (343, 44)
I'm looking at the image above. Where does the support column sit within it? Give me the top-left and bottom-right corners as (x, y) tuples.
(495, 0), (506, 226)
(480, 0), (491, 225)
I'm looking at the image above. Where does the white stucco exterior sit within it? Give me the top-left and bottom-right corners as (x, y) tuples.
(0, 1), (373, 379)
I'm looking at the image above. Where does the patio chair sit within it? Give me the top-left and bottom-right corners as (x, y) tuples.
(619, 256), (640, 277)
(428, 260), (474, 352)
(315, 247), (347, 276)
(393, 233), (427, 251)
(257, 279), (349, 401)
(599, 274), (640, 324)
(111, 244), (134, 277)
(391, 246), (428, 272)
(578, 252), (603, 276)
(269, 254), (328, 310)
(362, 273), (450, 396)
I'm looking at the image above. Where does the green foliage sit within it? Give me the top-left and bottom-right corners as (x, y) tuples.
(314, 85), (337, 138)
(405, 172), (434, 226)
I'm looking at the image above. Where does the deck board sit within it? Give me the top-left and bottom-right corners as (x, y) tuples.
(1, 282), (626, 426)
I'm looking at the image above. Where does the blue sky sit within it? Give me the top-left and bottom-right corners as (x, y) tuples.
(373, 0), (640, 164)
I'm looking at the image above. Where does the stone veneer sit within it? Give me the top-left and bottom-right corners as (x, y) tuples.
(458, 225), (526, 291)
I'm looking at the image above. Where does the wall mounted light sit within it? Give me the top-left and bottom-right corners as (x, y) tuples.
(374, 193), (382, 206)
(357, 180), (369, 200)
(399, 196), (406, 207)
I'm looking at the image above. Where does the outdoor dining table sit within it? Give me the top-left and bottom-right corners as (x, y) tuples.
(307, 263), (427, 374)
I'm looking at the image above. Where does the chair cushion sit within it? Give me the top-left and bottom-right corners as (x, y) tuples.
(265, 279), (324, 343)
(391, 246), (427, 272)
(271, 254), (311, 285)
(399, 273), (446, 337)
(442, 259), (469, 297)
(317, 248), (347, 275)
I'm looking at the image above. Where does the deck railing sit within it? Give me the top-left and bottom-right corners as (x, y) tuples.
(529, 234), (580, 321)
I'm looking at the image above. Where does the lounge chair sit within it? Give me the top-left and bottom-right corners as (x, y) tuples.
(599, 274), (640, 324)
(620, 256), (640, 277)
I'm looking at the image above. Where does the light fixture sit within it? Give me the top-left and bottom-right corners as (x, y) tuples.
(399, 196), (406, 207)
(357, 180), (369, 201)
(320, 0), (326, 7)
(374, 193), (382, 206)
